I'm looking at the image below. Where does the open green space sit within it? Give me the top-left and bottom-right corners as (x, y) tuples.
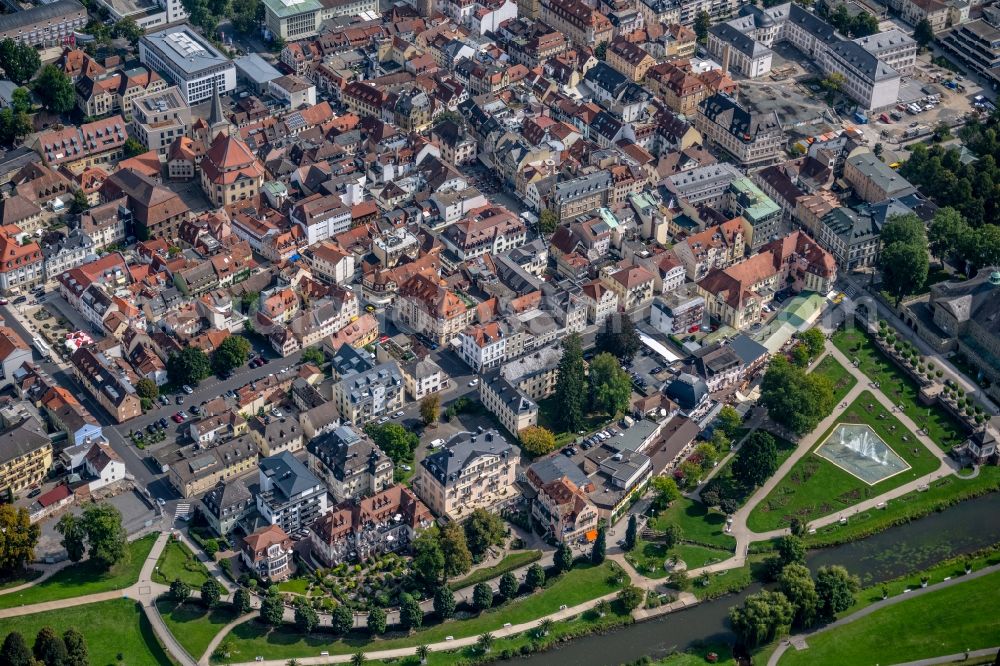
(215, 561), (624, 660)
(832, 328), (967, 451)
(626, 539), (731, 578)
(275, 576), (313, 596)
(0, 598), (173, 665)
(449, 550), (542, 591)
(0, 569), (41, 591)
(153, 538), (212, 588)
(803, 465), (1000, 548)
(157, 597), (238, 660)
(689, 563), (753, 601)
(699, 433), (798, 511)
(649, 497), (736, 552)
(0, 534), (157, 610)
(747, 391), (939, 532)
(809, 354), (858, 403)
(779, 570), (1000, 666)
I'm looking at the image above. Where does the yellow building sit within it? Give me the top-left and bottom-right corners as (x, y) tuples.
(0, 417), (52, 495)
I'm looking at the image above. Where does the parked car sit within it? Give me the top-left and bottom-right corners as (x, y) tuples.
(27, 487), (41, 498)
(158, 418), (169, 428)
(182, 385), (193, 394)
(172, 413), (184, 423)
(394, 411), (404, 418)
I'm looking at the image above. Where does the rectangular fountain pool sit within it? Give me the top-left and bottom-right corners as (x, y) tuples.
(815, 423), (910, 485)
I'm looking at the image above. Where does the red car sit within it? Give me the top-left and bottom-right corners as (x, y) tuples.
(172, 412), (185, 423)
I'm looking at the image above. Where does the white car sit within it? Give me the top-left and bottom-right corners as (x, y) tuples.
(394, 411), (404, 418)
(468, 378), (479, 387)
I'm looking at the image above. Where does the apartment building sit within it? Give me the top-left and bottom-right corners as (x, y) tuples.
(307, 425), (393, 503)
(696, 94), (783, 167)
(241, 524), (293, 581)
(540, 0), (614, 47)
(479, 371), (539, 433)
(139, 26), (236, 105)
(130, 87), (192, 156)
(35, 116), (129, 173)
(256, 451), (329, 534)
(0, 415), (51, 495)
(459, 321), (508, 372)
(441, 206), (527, 261)
(0, 0), (87, 47)
(646, 60), (738, 116)
(396, 274), (477, 345)
(602, 265), (656, 312)
(672, 217), (746, 281)
(0, 225), (43, 295)
(844, 149), (915, 202)
(69, 347), (141, 423)
(167, 435), (258, 498)
(525, 456), (600, 544)
(650, 287), (706, 335)
(549, 171), (611, 222)
(853, 29), (917, 76)
(728, 177), (782, 250)
(331, 362), (405, 425)
(941, 20), (1000, 78)
(414, 429), (517, 520)
(606, 39), (657, 81)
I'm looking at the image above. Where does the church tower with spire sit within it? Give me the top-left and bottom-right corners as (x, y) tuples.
(208, 78), (232, 140)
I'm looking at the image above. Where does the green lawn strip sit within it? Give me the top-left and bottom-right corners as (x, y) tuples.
(156, 597), (239, 660)
(655, 643), (736, 666)
(626, 540), (731, 578)
(809, 354), (858, 403)
(747, 391), (940, 532)
(153, 538), (212, 588)
(217, 561), (624, 660)
(275, 577), (312, 596)
(449, 550), (543, 591)
(700, 433), (798, 511)
(778, 570), (1000, 666)
(0, 569), (41, 591)
(649, 497), (736, 552)
(0, 598), (173, 665)
(671, 544), (733, 569)
(0, 534), (157, 610)
(803, 465), (1000, 548)
(832, 328), (967, 451)
(689, 563), (753, 601)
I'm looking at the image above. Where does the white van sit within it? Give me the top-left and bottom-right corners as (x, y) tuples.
(430, 438), (445, 448)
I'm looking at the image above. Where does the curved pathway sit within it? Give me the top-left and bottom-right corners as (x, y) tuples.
(767, 562), (1000, 666)
(0, 561), (74, 598)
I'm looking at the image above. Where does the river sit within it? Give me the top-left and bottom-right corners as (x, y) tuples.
(502, 491), (1000, 666)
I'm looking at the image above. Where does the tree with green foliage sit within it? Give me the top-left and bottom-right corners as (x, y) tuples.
(650, 475), (681, 511)
(519, 425), (557, 457)
(928, 207), (967, 267)
(134, 378), (159, 403)
(595, 315), (641, 362)
(791, 344), (812, 368)
(694, 442), (719, 471)
(112, 17), (144, 45)
(815, 565), (860, 620)
(260, 590), (285, 626)
(624, 514), (638, 552)
(881, 213), (927, 247)
(525, 563), (546, 590)
(729, 590), (794, 648)
(0, 104), (32, 148)
(716, 405), (742, 438)
(399, 594), (423, 630)
(231, 0), (262, 33)
(33, 627), (67, 666)
(0, 38), (40, 85)
(595, 41), (608, 59)
(122, 137), (146, 159)
(68, 188), (91, 215)
(167, 347), (211, 387)
(351, 652), (367, 666)
(55, 514), (84, 563)
(293, 603), (319, 634)
(778, 563), (819, 628)
(553, 333), (587, 432)
(554, 542), (573, 574)
(364, 422), (419, 463)
(588, 352), (632, 417)
(472, 582), (493, 611)
(913, 17), (935, 47)
(433, 110), (463, 127)
(959, 224), (1000, 273)
(538, 209), (558, 234)
(212, 335), (252, 376)
(433, 586), (456, 619)
(367, 606), (387, 634)
(775, 535), (806, 566)
(419, 393), (440, 426)
(233, 587), (252, 615)
(412, 528), (445, 590)
(440, 521), (472, 577)
(416, 645), (430, 665)
(881, 240), (929, 306)
(661, 523), (682, 550)
(477, 633), (495, 654)
(760, 357), (834, 436)
(732, 431), (779, 488)
(498, 571), (518, 601)
(464, 508), (506, 559)
(79, 503), (128, 570)
(170, 578), (191, 603)
(694, 10), (711, 43)
(591, 527), (606, 564)
(32, 64), (75, 114)
(0, 631), (32, 666)
(797, 328), (826, 360)
(330, 604), (352, 634)
(617, 584), (644, 612)
(201, 579), (222, 607)
(0, 505), (39, 575)
(300, 346), (325, 366)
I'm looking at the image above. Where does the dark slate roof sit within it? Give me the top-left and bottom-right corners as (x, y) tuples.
(259, 450), (321, 498)
(420, 429), (513, 486)
(729, 334), (769, 366)
(665, 373), (708, 410)
(828, 40), (898, 82)
(528, 454), (590, 488)
(699, 93), (781, 143)
(584, 62), (628, 96)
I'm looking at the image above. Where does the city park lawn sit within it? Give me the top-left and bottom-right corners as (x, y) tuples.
(649, 497), (736, 552)
(809, 354), (858, 403)
(832, 328), (967, 451)
(275, 576), (314, 596)
(156, 597), (240, 660)
(699, 433), (798, 512)
(449, 550), (543, 591)
(779, 570), (1000, 666)
(746, 391), (940, 533)
(0, 599), (172, 665)
(152, 537), (212, 588)
(626, 539), (732, 578)
(0, 568), (41, 591)
(214, 561), (625, 660)
(0, 534), (157, 610)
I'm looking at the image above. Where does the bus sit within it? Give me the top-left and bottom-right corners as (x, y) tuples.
(32, 336), (51, 360)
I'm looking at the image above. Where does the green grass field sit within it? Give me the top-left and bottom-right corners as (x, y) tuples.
(214, 561), (624, 660)
(810, 354), (858, 403)
(449, 550), (543, 591)
(275, 577), (313, 595)
(0, 599), (172, 665)
(153, 538), (211, 588)
(747, 391), (940, 532)
(832, 328), (967, 451)
(779, 570), (1000, 666)
(649, 498), (736, 551)
(655, 644), (736, 666)
(626, 539), (732, 577)
(0, 569), (41, 591)
(0, 534), (157, 610)
(156, 597), (238, 660)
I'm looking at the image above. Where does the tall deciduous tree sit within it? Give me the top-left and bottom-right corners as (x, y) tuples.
(815, 565), (860, 620)
(419, 394), (440, 426)
(233, 588), (252, 614)
(623, 514), (638, 552)
(591, 527), (606, 564)
(777, 563), (819, 628)
(399, 594), (423, 630)
(0, 39), (40, 85)
(0, 631), (32, 666)
(881, 241), (929, 306)
(588, 352), (632, 417)
(56, 513), (86, 563)
(211, 335), (251, 376)
(595, 316), (641, 362)
(463, 508), (505, 559)
(519, 425), (557, 457)
(554, 542), (573, 573)
(367, 606), (387, 634)
(498, 571), (518, 601)
(330, 605), (352, 634)
(80, 503), (128, 570)
(729, 591), (794, 647)
(201, 579), (222, 607)
(928, 207), (967, 267)
(170, 579), (191, 603)
(32, 65), (75, 114)
(913, 18), (935, 47)
(525, 563), (545, 590)
(760, 357), (834, 436)
(732, 431), (779, 488)
(472, 582), (493, 611)
(364, 422), (419, 463)
(0, 505), (39, 574)
(433, 586), (456, 619)
(167, 347), (211, 387)
(259, 590), (284, 626)
(32, 627), (68, 666)
(412, 528), (445, 589)
(553, 333), (587, 432)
